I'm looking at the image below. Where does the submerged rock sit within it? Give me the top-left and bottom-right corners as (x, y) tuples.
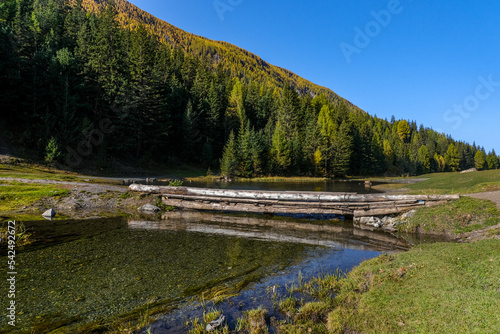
(137, 204), (161, 213)
(206, 315), (225, 332)
(42, 208), (56, 218)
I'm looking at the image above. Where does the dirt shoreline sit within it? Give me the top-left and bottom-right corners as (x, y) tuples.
(2, 177), (499, 241)
(0, 177), (156, 219)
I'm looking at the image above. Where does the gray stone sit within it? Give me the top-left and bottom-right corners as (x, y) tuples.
(356, 216), (382, 228)
(138, 204), (161, 213)
(461, 168), (477, 174)
(401, 209), (416, 219)
(42, 208), (56, 218)
(206, 315), (226, 332)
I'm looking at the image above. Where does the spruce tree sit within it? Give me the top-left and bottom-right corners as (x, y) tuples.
(445, 143), (460, 172)
(397, 120), (411, 143)
(417, 145), (430, 174)
(270, 120), (291, 174)
(474, 151), (486, 170)
(220, 131), (238, 178)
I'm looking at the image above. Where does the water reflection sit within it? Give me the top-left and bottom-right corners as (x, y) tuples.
(143, 211), (409, 250)
(153, 179), (383, 194)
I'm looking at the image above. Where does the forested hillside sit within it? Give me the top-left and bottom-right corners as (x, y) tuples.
(0, 0), (498, 176)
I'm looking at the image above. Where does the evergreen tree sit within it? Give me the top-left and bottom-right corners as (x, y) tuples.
(487, 150), (499, 170)
(270, 119), (291, 174)
(220, 131), (238, 178)
(434, 153), (446, 172)
(445, 143), (460, 172)
(397, 120), (411, 143)
(331, 121), (352, 177)
(225, 79), (245, 136)
(474, 151), (486, 170)
(417, 145), (430, 174)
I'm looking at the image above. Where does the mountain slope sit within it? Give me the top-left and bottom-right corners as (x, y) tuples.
(2, 0), (497, 176)
(82, 0), (358, 110)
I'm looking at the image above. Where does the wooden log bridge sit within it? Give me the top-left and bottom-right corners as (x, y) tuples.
(129, 184), (459, 218)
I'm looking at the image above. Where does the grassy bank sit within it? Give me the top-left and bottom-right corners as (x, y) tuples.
(0, 163), (123, 185)
(327, 239), (500, 333)
(407, 169), (500, 194)
(226, 239), (500, 334)
(401, 196), (500, 236)
(0, 181), (69, 213)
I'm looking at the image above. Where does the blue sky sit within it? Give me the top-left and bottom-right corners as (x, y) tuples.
(129, 0), (500, 153)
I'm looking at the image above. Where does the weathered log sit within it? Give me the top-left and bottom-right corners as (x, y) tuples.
(130, 184), (460, 216)
(162, 193), (426, 207)
(162, 198), (348, 215)
(353, 203), (426, 217)
(132, 184), (459, 202)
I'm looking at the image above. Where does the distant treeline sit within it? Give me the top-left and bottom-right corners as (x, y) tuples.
(0, 0), (498, 176)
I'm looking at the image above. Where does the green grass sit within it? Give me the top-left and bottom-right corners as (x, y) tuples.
(0, 181), (70, 213)
(327, 240), (500, 333)
(405, 169), (500, 194)
(275, 240), (500, 333)
(237, 307), (269, 334)
(0, 163), (123, 186)
(0, 221), (33, 246)
(402, 197), (500, 235)
(187, 308), (229, 334)
(0, 163), (83, 181)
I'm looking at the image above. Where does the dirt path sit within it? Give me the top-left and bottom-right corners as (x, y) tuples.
(464, 191), (500, 210)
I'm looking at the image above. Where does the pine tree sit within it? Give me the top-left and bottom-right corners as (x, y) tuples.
(397, 120), (411, 143)
(270, 119), (291, 174)
(383, 139), (395, 173)
(237, 123), (253, 177)
(313, 149), (323, 175)
(434, 153), (446, 172)
(182, 100), (200, 160)
(444, 143), (460, 172)
(474, 151), (486, 170)
(487, 150), (499, 170)
(220, 131), (238, 178)
(417, 145), (430, 174)
(225, 79), (245, 136)
(331, 121), (353, 177)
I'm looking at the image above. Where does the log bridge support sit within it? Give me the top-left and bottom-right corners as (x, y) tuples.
(129, 184), (459, 219)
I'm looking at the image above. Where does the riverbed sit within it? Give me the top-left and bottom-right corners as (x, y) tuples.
(0, 211), (407, 333)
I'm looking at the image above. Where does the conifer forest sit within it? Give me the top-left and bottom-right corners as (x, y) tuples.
(1, 0), (498, 176)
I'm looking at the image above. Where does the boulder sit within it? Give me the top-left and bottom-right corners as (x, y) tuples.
(138, 204), (161, 213)
(42, 208), (56, 218)
(460, 168), (477, 174)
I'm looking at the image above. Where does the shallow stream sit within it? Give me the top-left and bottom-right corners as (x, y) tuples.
(0, 211), (407, 333)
